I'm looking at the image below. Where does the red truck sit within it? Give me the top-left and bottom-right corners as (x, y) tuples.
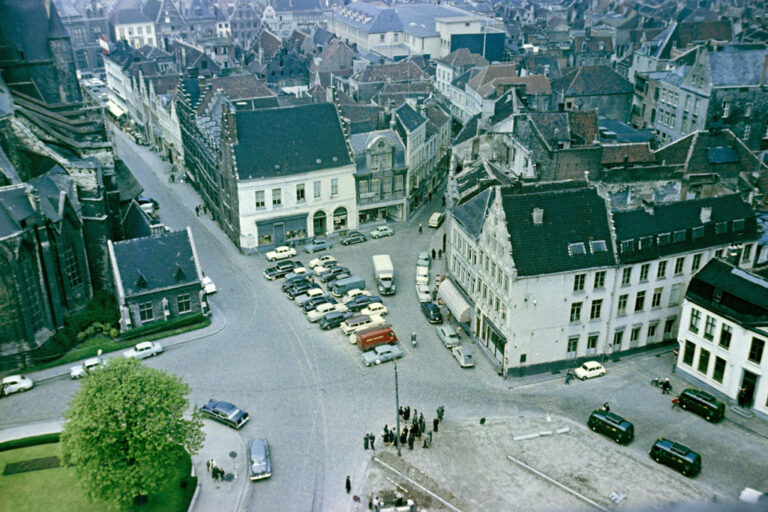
(355, 327), (398, 351)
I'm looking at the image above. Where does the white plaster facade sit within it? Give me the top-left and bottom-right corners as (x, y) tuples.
(115, 21), (156, 49)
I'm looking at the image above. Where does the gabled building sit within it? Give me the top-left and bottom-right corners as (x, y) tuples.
(55, 0), (110, 77)
(552, 65), (634, 122)
(185, 0), (218, 42)
(677, 258), (768, 418)
(110, 5), (156, 49)
(435, 48), (488, 98)
(349, 60), (429, 103)
(143, 0), (186, 52)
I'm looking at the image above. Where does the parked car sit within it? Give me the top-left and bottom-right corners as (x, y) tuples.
(287, 283), (321, 299)
(342, 288), (372, 304)
(201, 276), (217, 294)
(416, 266), (429, 285)
(587, 409), (634, 445)
(308, 254), (336, 269)
(421, 302), (443, 324)
(294, 288), (325, 304)
(416, 283), (431, 303)
(325, 272), (351, 286)
(677, 388), (725, 422)
(341, 231), (367, 245)
(1, 375), (34, 396)
(304, 238), (332, 253)
(313, 261), (341, 275)
(428, 211), (444, 228)
(452, 346), (474, 368)
(649, 438), (701, 477)
(417, 252), (430, 268)
(346, 294), (383, 312)
(307, 302), (348, 322)
(283, 268), (309, 281)
(301, 296), (337, 313)
(574, 361), (606, 380)
(362, 344), (404, 367)
(320, 267), (350, 283)
(123, 341), (164, 360)
(361, 302), (388, 317)
(319, 311), (354, 330)
(436, 325), (460, 348)
(264, 260), (302, 280)
(248, 438), (272, 480)
(70, 357), (105, 379)
(266, 246), (297, 261)
(200, 400), (250, 429)
(370, 226), (394, 239)
(282, 279), (313, 295)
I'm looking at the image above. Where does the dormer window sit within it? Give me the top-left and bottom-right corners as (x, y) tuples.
(733, 219), (745, 232)
(715, 221), (728, 234)
(568, 242), (586, 256)
(621, 240), (634, 253)
(590, 240), (607, 253)
(639, 236), (653, 249)
(692, 226), (705, 239)
(673, 229), (686, 243)
(657, 232), (671, 245)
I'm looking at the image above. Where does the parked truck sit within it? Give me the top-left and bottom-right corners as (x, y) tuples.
(354, 327), (398, 351)
(331, 275), (366, 297)
(372, 254), (396, 295)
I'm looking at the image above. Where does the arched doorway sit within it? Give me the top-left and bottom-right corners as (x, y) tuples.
(332, 206), (348, 231)
(313, 210), (327, 236)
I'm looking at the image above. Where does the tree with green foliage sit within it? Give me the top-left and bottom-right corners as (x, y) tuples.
(61, 357), (204, 508)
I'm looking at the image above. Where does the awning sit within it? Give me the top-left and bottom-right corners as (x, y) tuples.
(437, 278), (473, 323)
(106, 100), (126, 118)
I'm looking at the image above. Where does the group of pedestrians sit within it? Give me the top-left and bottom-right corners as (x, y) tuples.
(195, 204), (208, 217)
(205, 459), (226, 481)
(366, 405), (446, 452)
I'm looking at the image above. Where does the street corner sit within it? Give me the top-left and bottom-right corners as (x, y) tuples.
(192, 423), (247, 503)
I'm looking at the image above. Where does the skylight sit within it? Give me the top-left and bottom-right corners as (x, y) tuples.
(590, 240), (607, 253)
(568, 242), (586, 256)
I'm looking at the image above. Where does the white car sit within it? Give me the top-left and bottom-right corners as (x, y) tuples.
(313, 261), (340, 275)
(307, 302), (348, 321)
(308, 254), (336, 269)
(266, 246), (297, 261)
(70, 357), (105, 379)
(201, 276), (217, 294)
(1, 375), (34, 396)
(452, 346), (475, 368)
(416, 266), (429, 285)
(574, 361), (606, 380)
(123, 341), (164, 360)
(294, 288), (325, 304)
(416, 283), (431, 302)
(370, 226), (394, 238)
(342, 289), (372, 304)
(361, 302), (388, 317)
(417, 252), (430, 268)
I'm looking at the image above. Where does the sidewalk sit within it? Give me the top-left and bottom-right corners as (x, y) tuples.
(0, 420), (64, 444)
(191, 422), (249, 512)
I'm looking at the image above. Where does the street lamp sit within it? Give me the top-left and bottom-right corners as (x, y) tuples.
(394, 362), (401, 457)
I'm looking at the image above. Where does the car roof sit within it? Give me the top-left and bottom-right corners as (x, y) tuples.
(136, 341), (153, 349)
(212, 401), (237, 413)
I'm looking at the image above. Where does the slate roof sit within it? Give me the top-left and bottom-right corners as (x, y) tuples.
(709, 45), (768, 87)
(395, 103), (425, 132)
(186, 0), (215, 20)
(28, 166), (79, 223)
(232, 103), (352, 180)
(0, 185), (36, 240)
(466, 64), (517, 96)
(356, 61), (427, 84)
(453, 187), (494, 239)
(601, 143), (655, 166)
(501, 184), (616, 276)
(687, 258), (768, 323)
(112, 229), (200, 296)
(527, 111), (598, 148)
(613, 194), (757, 264)
(551, 65), (633, 97)
(349, 129), (406, 172)
(454, 113), (479, 146)
(112, 7), (151, 24)
(439, 48), (489, 68)
(598, 118), (652, 143)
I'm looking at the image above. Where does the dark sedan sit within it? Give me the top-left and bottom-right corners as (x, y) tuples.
(287, 283), (321, 299)
(263, 260), (302, 280)
(319, 311), (354, 330)
(420, 302), (443, 324)
(346, 294), (383, 312)
(340, 231), (367, 245)
(320, 266), (351, 283)
(200, 400), (250, 429)
(248, 438), (272, 481)
(325, 273), (351, 287)
(301, 296), (337, 312)
(282, 277), (312, 292)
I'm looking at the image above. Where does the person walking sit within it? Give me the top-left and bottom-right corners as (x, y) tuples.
(364, 434), (369, 450)
(565, 370), (572, 385)
(662, 378), (672, 394)
(400, 428), (407, 445)
(370, 433), (375, 450)
(346, 476), (351, 494)
(407, 433), (415, 450)
(419, 413), (425, 434)
(404, 407), (410, 421)
(418, 224), (423, 234)
(438, 249), (442, 259)
(433, 417), (439, 432)
(431, 249), (436, 259)
(437, 405), (445, 421)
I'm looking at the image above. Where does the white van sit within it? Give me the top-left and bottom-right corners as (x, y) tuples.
(340, 314), (386, 335)
(416, 266), (429, 285)
(428, 212), (444, 228)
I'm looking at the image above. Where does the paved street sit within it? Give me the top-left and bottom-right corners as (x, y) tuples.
(1, 128), (767, 511)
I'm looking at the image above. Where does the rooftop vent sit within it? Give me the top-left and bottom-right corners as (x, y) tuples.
(532, 207), (543, 225)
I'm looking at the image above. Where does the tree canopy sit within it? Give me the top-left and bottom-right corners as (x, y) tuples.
(61, 357), (204, 508)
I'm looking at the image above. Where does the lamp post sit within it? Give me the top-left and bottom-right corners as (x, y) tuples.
(394, 362), (402, 457)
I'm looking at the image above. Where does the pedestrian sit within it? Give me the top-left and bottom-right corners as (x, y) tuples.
(384, 424), (389, 436)
(399, 406), (403, 418)
(206, 459), (211, 473)
(400, 429), (407, 445)
(438, 249), (442, 259)
(369, 494), (374, 510)
(408, 433), (414, 450)
(437, 405), (445, 421)
(346, 476), (351, 494)
(195, 205), (200, 217)
(418, 224), (422, 234)
(414, 408), (418, 421)
(433, 417), (439, 432)
(738, 386), (748, 407)
(428, 430), (433, 444)
(603, 402), (610, 413)
(431, 248), (436, 259)
(565, 369), (572, 385)
(404, 407), (410, 421)
(419, 413), (425, 434)
(662, 378), (672, 394)
(370, 433), (375, 450)
(364, 433), (369, 450)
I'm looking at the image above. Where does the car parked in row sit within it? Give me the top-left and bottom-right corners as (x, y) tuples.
(369, 226), (394, 239)
(452, 345), (474, 368)
(266, 246), (297, 261)
(649, 438), (701, 477)
(200, 400), (250, 429)
(123, 341), (164, 360)
(325, 272), (351, 286)
(1, 375), (34, 396)
(436, 325), (460, 349)
(319, 311), (354, 330)
(677, 388), (725, 422)
(341, 231), (367, 245)
(287, 283), (321, 299)
(319, 266), (350, 282)
(417, 252), (430, 268)
(421, 302), (443, 324)
(416, 266), (429, 285)
(360, 302), (387, 317)
(313, 260), (340, 275)
(308, 254), (336, 269)
(346, 294), (383, 312)
(416, 283), (431, 303)
(294, 288), (325, 304)
(301, 296), (337, 313)
(342, 289), (372, 304)
(70, 357), (105, 379)
(264, 260), (303, 280)
(304, 238), (332, 253)
(362, 344), (403, 367)
(248, 438), (272, 480)
(307, 302), (349, 322)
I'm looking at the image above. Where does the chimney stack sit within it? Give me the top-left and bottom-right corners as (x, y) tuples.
(700, 206), (712, 223)
(532, 207), (544, 225)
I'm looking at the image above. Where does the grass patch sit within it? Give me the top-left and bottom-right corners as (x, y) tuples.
(0, 442), (196, 512)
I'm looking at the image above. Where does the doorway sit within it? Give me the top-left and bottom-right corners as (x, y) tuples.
(739, 370), (759, 408)
(313, 211), (326, 236)
(273, 223), (285, 246)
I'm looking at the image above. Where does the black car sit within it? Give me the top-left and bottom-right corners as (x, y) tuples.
(346, 294), (383, 312)
(421, 302), (443, 324)
(200, 399), (250, 429)
(282, 276), (312, 292)
(341, 231), (367, 245)
(263, 260), (302, 280)
(287, 283), (321, 299)
(319, 311), (354, 330)
(587, 409), (634, 444)
(301, 296), (337, 312)
(320, 266), (351, 283)
(649, 438), (701, 477)
(325, 272), (351, 287)
(677, 388), (725, 422)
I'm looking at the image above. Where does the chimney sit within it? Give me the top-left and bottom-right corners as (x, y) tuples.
(642, 199), (655, 215)
(700, 206), (712, 223)
(532, 207), (544, 225)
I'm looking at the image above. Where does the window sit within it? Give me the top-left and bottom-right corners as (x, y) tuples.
(520, 354), (527, 364)
(272, 188), (282, 206)
(692, 253), (702, 271)
(621, 240), (634, 253)
(668, 283), (682, 305)
(590, 240), (607, 253)
(617, 294), (628, 315)
(703, 316), (716, 340)
(587, 335), (598, 352)
(742, 243), (753, 263)
(394, 176), (403, 192)
(139, 302), (154, 322)
(719, 324), (732, 349)
(664, 317), (676, 336)
(613, 329), (624, 347)
(380, 34), (385, 42)
(594, 271), (606, 289)
(573, 274), (586, 291)
(313, 181), (321, 199)
(692, 226), (704, 239)
(697, 348), (710, 374)
(712, 356), (726, 383)
(656, 261), (667, 279)
(254, 191), (265, 208)
(590, 299), (603, 320)
(296, 183), (305, 202)
(647, 322), (658, 341)
(570, 302), (582, 322)
(331, 178), (339, 196)
(569, 242), (586, 255)
(177, 294), (191, 313)
(673, 230), (686, 243)
(682, 340), (696, 366)
(715, 221), (728, 234)
(748, 337), (765, 364)
(733, 219), (745, 232)
(657, 233), (670, 245)
(639, 264), (649, 281)
(566, 337), (579, 357)
(674, 257), (685, 275)
(634, 291), (645, 311)
(622, 267), (632, 285)
(630, 325), (641, 342)
(652, 287), (663, 308)
(63, 247), (82, 288)
(689, 308), (701, 333)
